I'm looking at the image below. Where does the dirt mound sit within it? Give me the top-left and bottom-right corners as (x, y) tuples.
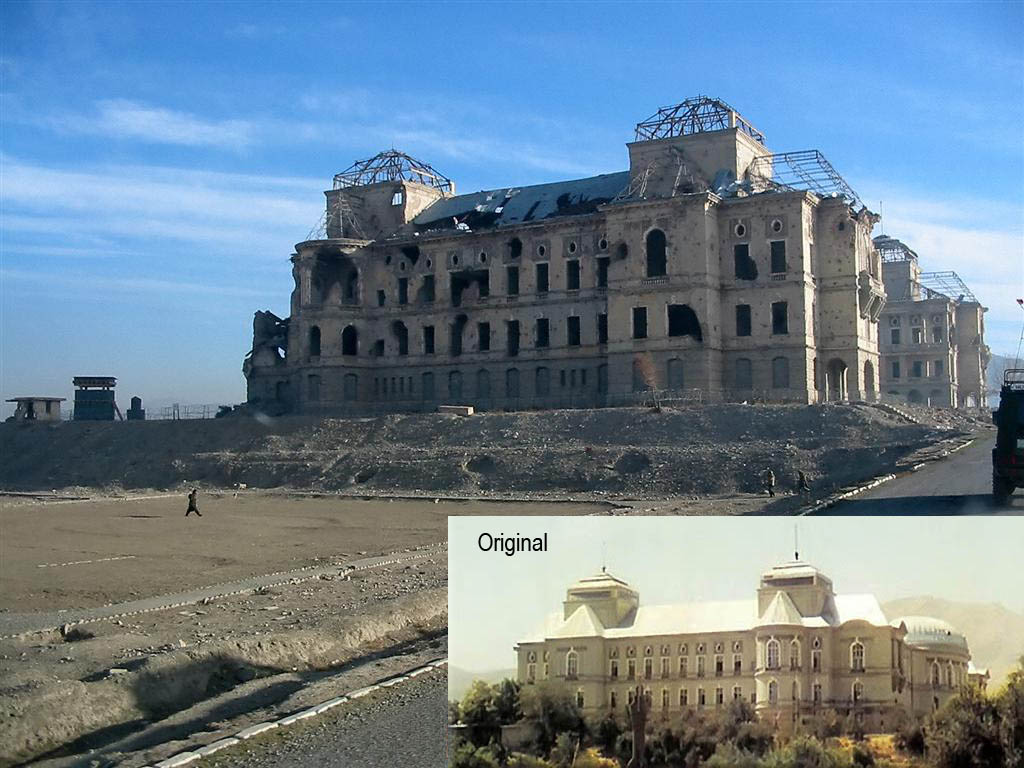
(0, 404), (958, 497)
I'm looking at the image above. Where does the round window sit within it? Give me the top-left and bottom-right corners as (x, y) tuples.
(479, 251), (487, 263)
(452, 254), (459, 265)
(425, 258), (432, 268)
(734, 223), (746, 238)
(537, 244), (546, 257)
(771, 219), (783, 233)
(599, 238), (608, 251)
(568, 241), (577, 254)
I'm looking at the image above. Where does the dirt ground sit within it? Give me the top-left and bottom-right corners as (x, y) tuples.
(0, 493), (605, 614)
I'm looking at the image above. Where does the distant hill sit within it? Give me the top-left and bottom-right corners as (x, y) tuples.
(883, 596), (1024, 688)
(448, 665), (518, 703)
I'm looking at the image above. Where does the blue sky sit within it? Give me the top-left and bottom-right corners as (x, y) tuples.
(2, 1), (1022, 413)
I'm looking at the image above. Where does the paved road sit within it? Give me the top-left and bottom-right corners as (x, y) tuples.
(205, 672), (448, 768)
(824, 434), (1024, 515)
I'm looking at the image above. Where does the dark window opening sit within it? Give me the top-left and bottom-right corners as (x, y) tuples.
(450, 270), (489, 307)
(398, 277), (408, 305)
(646, 229), (667, 277)
(418, 274), (435, 303)
(772, 356), (790, 388)
(423, 325), (435, 355)
(567, 316), (581, 346)
(377, 289), (386, 307)
(451, 315), (468, 356)
(400, 245), (420, 265)
(632, 307), (647, 339)
(616, 242), (628, 260)
(734, 244), (757, 280)
(597, 257), (609, 288)
(560, 369), (567, 388)
(770, 240), (787, 273)
(308, 326), (321, 357)
(345, 271), (358, 302)
(536, 263), (549, 294)
(598, 313), (608, 344)
(667, 304), (703, 342)
(507, 266), (519, 296)
(535, 318), (550, 348)
(736, 358), (752, 389)
(506, 320), (520, 357)
(478, 322), (490, 352)
(567, 260), (580, 290)
(891, 328), (901, 345)
(509, 237), (522, 259)
(771, 301), (789, 335)
(372, 339), (385, 357)
(422, 371), (435, 400)
(392, 321), (408, 356)
(342, 325), (358, 356)
(736, 304), (751, 337)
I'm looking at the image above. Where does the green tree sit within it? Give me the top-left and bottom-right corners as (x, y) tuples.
(594, 713), (621, 755)
(998, 656), (1024, 768)
(494, 678), (523, 725)
(926, 683), (1005, 768)
(519, 682), (586, 754)
(705, 743), (767, 768)
(450, 741), (502, 768)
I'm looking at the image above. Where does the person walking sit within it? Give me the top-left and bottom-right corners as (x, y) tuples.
(185, 488), (201, 517)
(762, 468), (776, 498)
(797, 470), (811, 496)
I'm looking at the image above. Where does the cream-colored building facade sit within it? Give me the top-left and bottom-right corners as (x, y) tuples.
(515, 562), (977, 732)
(244, 97), (886, 413)
(876, 235), (989, 408)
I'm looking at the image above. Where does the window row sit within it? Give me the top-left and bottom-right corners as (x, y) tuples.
(889, 325), (945, 345)
(734, 301), (790, 337)
(733, 240), (788, 281)
(609, 653), (750, 680)
(888, 359), (946, 380)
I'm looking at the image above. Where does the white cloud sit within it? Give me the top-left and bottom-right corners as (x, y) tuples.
(89, 99), (256, 148)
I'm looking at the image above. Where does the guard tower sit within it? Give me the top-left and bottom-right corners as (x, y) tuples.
(73, 376), (121, 421)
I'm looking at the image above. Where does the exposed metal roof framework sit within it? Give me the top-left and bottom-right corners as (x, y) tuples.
(332, 150), (454, 195)
(634, 96), (766, 145)
(919, 271), (978, 304)
(874, 235), (919, 263)
(747, 150), (863, 210)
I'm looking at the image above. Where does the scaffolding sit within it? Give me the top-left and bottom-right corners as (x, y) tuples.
(919, 271), (978, 304)
(747, 150), (863, 210)
(874, 235), (919, 263)
(332, 150), (454, 194)
(634, 96), (766, 144)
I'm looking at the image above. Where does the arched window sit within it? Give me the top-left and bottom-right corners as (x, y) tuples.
(645, 229), (667, 277)
(772, 356), (790, 389)
(768, 680), (778, 704)
(341, 325), (358, 356)
(931, 661), (941, 687)
(852, 681), (864, 704)
(308, 325), (321, 357)
(476, 369), (490, 400)
(736, 358), (753, 389)
(766, 639), (780, 670)
(792, 680), (800, 702)
(449, 370), (463, 400)
(535, 366), (550, 397)
(566, 649), (579, 679)
(850, 641), (865, 672)
(790, 639), (801, 670)
(505, 368), (520, 399)
(576, 689), (584, 708)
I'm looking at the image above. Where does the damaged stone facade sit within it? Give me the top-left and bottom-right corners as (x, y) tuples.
(244, 97), (886, 414)
(876, 236), (989, 408)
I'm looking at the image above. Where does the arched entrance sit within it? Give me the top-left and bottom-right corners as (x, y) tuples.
(826, 358), (848, 402)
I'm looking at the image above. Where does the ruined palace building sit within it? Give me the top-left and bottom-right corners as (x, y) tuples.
(244, 96), (986, 413)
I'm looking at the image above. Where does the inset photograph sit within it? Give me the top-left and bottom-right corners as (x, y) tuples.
(449, 516), (1024, 767)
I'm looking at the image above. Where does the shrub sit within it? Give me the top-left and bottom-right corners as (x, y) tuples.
(850, 742), (875, 767)
(450, 742), (502, 768)
(926, 684), (1004, 768)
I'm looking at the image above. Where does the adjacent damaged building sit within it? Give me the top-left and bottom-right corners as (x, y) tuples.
(876, 235), (989, 407)
(244, 96), (886, 414)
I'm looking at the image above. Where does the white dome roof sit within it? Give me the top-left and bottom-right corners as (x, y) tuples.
(893, 615), (968, 651)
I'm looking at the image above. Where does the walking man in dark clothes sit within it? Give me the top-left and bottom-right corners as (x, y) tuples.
(185, 488), (201, 517)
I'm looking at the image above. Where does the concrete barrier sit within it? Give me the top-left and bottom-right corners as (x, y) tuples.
(438, 405), (474, 416)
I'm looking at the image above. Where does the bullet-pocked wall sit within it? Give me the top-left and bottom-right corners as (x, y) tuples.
(244, 99), (886, 415)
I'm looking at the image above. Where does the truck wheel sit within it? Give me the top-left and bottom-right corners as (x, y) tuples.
(993, 476), (1012, 506)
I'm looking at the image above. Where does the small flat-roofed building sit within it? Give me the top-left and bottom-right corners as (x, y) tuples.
(5, 397), (66, 422)
(72, 376), (119, 421)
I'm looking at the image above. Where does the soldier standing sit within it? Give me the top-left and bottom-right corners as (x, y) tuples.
(185, 488), (201, 517)
(762, 468), (776, 497)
